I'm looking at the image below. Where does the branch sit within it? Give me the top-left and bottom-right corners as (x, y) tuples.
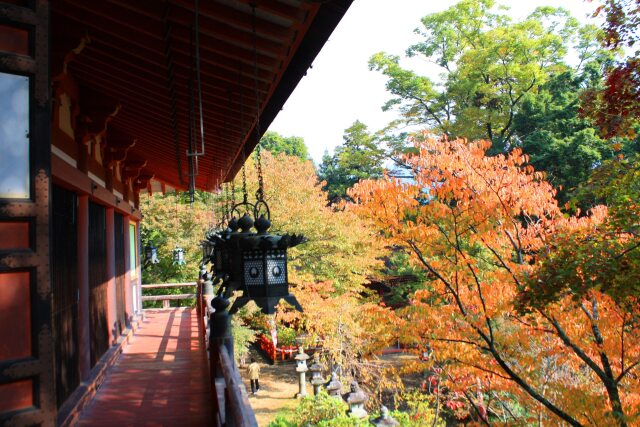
(544, 313), (609, 385)
(406, 240), (494, 347)
(452, 358), (511, 380)
(410, 94), (445, 129)
(477, 234), (524, 291)
(433, 337), (489, 351)
(457, 383), (492, 427)
(492, 391), (520, 423)
(511, 315), (554, 334)
(614, 241), (640, 259)
(616, 359), (640, 384)
(465, 261), (494, 343)
(504, 229), (523, 264)
(486, 343), (583, 426)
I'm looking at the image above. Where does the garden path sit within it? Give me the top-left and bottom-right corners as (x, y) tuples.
(240, 347), (310, 426)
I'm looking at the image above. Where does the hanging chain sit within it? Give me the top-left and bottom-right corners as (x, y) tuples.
(231, 179), (236, 211)
(223, 182), (230, 222)
(241, 152), (248, 205)
(251, 4), (265, 203)
(255, 146), (264, 202)
(174, 191), (179, 229)
(213, 192), (218, 228)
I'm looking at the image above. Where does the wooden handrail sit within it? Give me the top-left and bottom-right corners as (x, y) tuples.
(141, 294), (196, 301)
(218, 346), (257, 427)
(207, 295), (258, 427)
(141, 282), (198, 309)
(142, 282), (197, 289)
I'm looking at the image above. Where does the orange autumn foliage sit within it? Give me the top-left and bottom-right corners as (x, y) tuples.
(241, 152), (400, 394)
(242, 151), (385, 290)
(349, 134), (640, 426)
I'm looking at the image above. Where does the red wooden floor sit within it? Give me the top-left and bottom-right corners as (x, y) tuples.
(77, 308), (212, 426)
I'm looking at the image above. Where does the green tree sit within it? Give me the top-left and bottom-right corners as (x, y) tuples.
(369, 0), (600, 153)
(533, 154), (640, 308)
(513, 67), (615, 202)
(140, 191), (215, 285)
(318, 120), (385, 203)
(259, 130), (309, 159)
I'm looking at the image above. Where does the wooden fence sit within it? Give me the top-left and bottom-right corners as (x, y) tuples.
(141, 282), (197, 309)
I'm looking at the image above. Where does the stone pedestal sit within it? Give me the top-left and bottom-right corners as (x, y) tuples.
(326, 372), (342, 398)
(309, 353), (324, 396)
(295, 346), (310, 398)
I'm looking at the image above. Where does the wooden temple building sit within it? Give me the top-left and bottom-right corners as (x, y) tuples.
(0, 0), (352, 425)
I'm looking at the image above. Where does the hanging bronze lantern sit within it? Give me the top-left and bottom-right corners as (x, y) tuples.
(172, 246), (186, 265)
(202, 219), (234, 276)
(218, 3), (305, 315)
(213, 220), (234, 276)
(227, 209), (306, 314)
(144, 244), (160, 264)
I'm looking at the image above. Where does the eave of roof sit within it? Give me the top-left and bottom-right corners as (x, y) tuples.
(51, 0), (353, 191)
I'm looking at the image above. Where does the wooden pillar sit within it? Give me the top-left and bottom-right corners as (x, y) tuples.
(77, 195), (90, 380)
(105, 208), (118, 344)
(135, 222), (143, 316)
(123, 215), (133, 326)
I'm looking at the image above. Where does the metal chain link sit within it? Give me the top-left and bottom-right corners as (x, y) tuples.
(231, 179), (236, 211)
(255, 145), (264, 202)
(241, 157), (248, 205)
(251, 4), (265, 203)
(223, 182), (230, 222)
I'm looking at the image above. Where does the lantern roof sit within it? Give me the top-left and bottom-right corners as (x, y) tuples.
(204, 213), (306, 250)
(295, 347), (310, 361)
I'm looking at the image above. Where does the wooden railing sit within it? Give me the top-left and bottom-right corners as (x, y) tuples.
(201, 284), (258, 427)
(214, 346), (257, 427)
(141, 282), (197, 309)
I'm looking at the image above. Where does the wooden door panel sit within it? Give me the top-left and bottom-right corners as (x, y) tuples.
(0, 271), (32, 360)
(0, 1), (53, 425)
(0, 221), (31, 250)
(0, 380), (33, 413)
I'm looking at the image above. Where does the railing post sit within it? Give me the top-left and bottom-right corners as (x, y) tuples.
(196, 266), (206, 318)
(210, 296), (233, 425)
(202, 273), (215, 341)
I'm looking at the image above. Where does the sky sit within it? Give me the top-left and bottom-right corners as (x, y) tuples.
(268, 0), (599, 164)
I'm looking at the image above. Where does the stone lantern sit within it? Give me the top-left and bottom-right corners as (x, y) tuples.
(309, 353), (325, 396)
(344, 381), (368, 419)
(372, 406), (399, 426)
(295, 346), (310, 398)
(326, 372), (342, 398)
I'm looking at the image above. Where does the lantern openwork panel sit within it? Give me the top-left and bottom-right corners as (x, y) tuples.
(242, 249), (288, 298)
(207, 210), (306, 314)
